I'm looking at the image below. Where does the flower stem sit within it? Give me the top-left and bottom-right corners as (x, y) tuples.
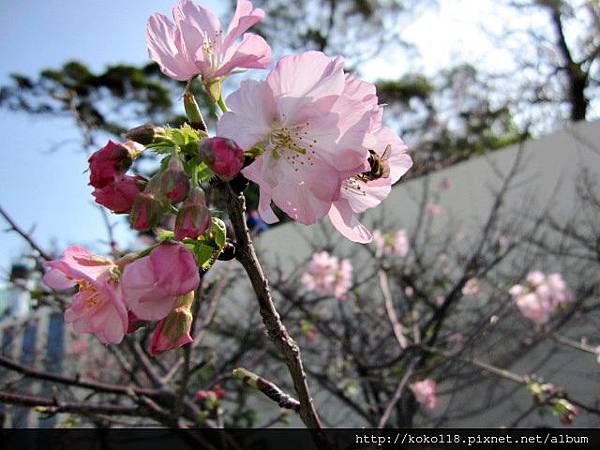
(216, 96), (229, 113)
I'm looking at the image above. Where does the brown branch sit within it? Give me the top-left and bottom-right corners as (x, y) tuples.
(378, 358), (418, 428)
(0, 390), (168, 421)
(0, 354), (163, 399)
(224, 184), (327, 446)
(0, 205), (52, 261)
(379, 268), (410, 349)
(233, 367), (300, 411)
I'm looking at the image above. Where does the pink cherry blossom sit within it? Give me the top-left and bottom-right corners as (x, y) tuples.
(514, 292), (553, 324)
(301, 251), (353, 300)
(410, 379), (438, 409)
(462, 278), (481, 298)
(427, 203), (443, 216)
(218, 51), (376, 225)
(147, 0), (271, 82)
(509, 271), (573, 324)
(373, 229), (410, 257)
(120, 243), (200, 321)
(328, 82), (413, 243)
(43, 246), (128, 344)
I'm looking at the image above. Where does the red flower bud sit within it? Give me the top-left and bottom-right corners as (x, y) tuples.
(89, 140), (143, 188)
(92, 175), (146, 213)
(130, 191), (165, 231)
(199, 137), (244, 181)
(148, 291), (194, 356)
(175, 187), (211, 240)
(160, 157), (189, 203)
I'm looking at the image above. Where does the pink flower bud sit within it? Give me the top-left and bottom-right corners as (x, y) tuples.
(89, 140), (143, 188)
(121, 243), (200, 321)
(92, 175), (146, 214)
(212, 384), (225, 399)
(175, 187), (211, 240)
(148, 291), (194, 356)
(160, 157), (189, 203)
(130, 191), (165, 231)
(199, 137), (244, 181)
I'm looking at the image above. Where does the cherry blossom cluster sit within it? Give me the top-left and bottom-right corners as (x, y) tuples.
(43, 244), (199, 353)
(301, 252), (353, 300)
(509, 271), (574, 324)
(372, 228), (410, 257)
(410, 379), (438, 410)
(43, 0), (412, 352)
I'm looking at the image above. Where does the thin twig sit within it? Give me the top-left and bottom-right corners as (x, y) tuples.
(0, 205), (52, 261)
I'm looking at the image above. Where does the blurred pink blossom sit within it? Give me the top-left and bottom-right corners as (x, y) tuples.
(147, 0), (271, 82)
(427, 203), (443, 216)
(301, 251), (353, 300)
(372, 229), (410, 257)
(410, 379), (438, 409)
(509, 271), (574, 324)
(462, 278), (481, 298)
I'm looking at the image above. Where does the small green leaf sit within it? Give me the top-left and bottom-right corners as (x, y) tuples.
(184, 217), (227, 271)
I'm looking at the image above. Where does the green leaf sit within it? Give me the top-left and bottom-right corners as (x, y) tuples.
(184, 217), (227, 271)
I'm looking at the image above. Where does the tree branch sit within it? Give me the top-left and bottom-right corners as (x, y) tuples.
(224, 184), (326, 441)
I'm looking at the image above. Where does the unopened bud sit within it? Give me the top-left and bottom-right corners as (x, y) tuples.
(555, 399), (578, 425)
(183, 92), (206, 132)
(130, 191), (165, 231)
(160, 156), (189, 203)
(89, 140), (143, 189)
(125, 124), (165, 146)
(92, 175), (146, 214)
(204, 78), (222, 104)
(148, 291), (194, 356)
(175, 187), (211, 240)
(199, 137), (244, 181)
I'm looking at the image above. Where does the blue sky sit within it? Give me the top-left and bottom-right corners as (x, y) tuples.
(0, 0), (223, 273)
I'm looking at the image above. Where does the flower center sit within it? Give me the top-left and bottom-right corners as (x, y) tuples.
(342, 177), (367, 196)
(78, 279), (103, 309)
(266, 121), (318, 173)
(201, 30), (223, 72)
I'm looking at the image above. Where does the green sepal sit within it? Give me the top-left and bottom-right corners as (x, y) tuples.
(184, 217), (227, 270)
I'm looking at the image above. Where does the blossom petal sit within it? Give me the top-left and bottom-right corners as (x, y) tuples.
(218, 79), (276, 149)
(328, 200), (373, 243)
(146, 13), (199, 81)
(223, 0), (265, 54)
(214, 33), (271, 78)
